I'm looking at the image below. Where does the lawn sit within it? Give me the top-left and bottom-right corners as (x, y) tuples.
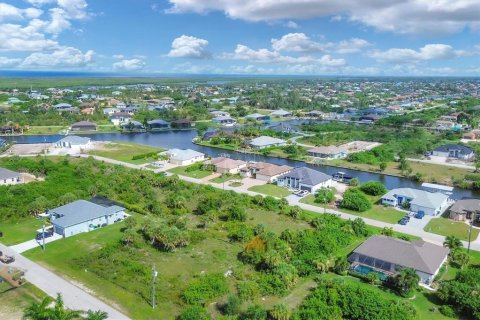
(26, 126), (66, 135)
(0, 283), (47, 320)
(424, 217), (479, 241)
(89, 142), (164, 165)
(209, 174), (243, 183)
(168, 165), (213, 179)
(300, 195), (405, 224)
(248, 184), (292, 198)
(0, 217), (47, 246)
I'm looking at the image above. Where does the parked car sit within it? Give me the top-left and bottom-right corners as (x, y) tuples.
(399, 218), (409, 225)
(0, 251), (15, 264)
(414, 212), (425, 219)
(35, 231), (53, 241)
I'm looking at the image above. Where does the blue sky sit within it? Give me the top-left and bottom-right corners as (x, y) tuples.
(0, 0), (479, 75)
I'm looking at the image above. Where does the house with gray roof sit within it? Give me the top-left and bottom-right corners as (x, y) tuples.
(212, 116), (237, 127)
(277, 167), (332, 193)
(245, 113), (271, 122)
(55, 135), (91, 150)
(381, 187), (449, 216)
(432, 144), (474, 160)
(349, 235), (449, 284)
(270, 109), (292, 117)
(0, 168), (23, 186)
(147, 119), (170, 130)
(248, 136), (286, 149)
(49, 199), (125, 238)
(163, 148), (205, 166)
(449, 199), (480, 222)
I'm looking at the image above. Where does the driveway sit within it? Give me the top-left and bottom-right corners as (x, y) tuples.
(0, 243), (129, 319)
(9, 234), (63, 254)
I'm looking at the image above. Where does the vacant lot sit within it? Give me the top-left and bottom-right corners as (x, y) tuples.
(168, 165), (213, 179)
(424, 217), (479, 241)
(90, 142), (163, 164)
(0, 218), (46, 246)
(248, 184), (292, 198)
(0, 283), (46, 320)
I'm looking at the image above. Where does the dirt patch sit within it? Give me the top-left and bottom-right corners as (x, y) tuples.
(3, 144), (52, 156)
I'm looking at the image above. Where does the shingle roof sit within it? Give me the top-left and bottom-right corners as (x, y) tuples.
(147, 119), (169, 125)
(279, 167), (331, 186)
(382, 188), (448, 209)
(352, 235), (449, 274)
(210, 157), (246, 170)
(433, 144), (473, 155)
(450, 199), (480, 214)
(56, 135), (91, 145)
(50, 200), (125, 228)
(246, 113), (269, 119)
(257, 164), (292, 176)
(270, 109), (292, 116)
(0, 168), (21, 180)
(72, 121), (97, 128)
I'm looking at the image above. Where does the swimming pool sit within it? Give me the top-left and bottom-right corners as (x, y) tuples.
(352, 264), (388, 281)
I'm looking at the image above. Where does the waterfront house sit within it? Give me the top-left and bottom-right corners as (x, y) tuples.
(0, 168), (23, 186)
(266, 122), (300, 134)
(308, 146), (347, 159)
(212, 116), (237, 127)
(304, 110), (324, 118)
(209, 110), (230, 117)
(245, 113), (271, 122)
(71, 121), (97, 132)
(55, 136), (92, 151)
(248, 136), (286, 149)
(109, 112), (132, 125)
(208, 157), (247, 174)
(432, 144), (474, 160)
(270, 109), (292, 118)
(348, 235), (449, 285)
(147, 119), (170, 130)
(240, 162), (293, 183)
(381, 187), (449, 216)
(171, 119), (193, 129)
(277, 167), (332, 193)
(164, 148), (205, 166)
(449, 199), (480, 222)
(120, 121), (145, 131)
(49, 199), (125, 238)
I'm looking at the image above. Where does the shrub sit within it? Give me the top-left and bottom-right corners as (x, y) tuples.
(340, 189), (372, 212)
(178, 305), (211, 320)
(439, 305), (456, 318)
(237, 281), (260, 302)
(241, 304), (267, 320)
(314, 187), (335, 204)
(222, 295), (241, 315)
(360, 181), (387, 196)
(182, 273), (228, 305)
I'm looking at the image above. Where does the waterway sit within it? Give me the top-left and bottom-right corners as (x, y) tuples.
(3, 130), (477, 199)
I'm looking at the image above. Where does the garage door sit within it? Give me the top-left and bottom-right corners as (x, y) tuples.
(300, 186), (311, 192)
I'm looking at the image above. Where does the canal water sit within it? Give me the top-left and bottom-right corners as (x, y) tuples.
(4, 130), (477, 199)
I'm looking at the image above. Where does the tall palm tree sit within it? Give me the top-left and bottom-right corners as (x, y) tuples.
(393, 268), (419, 296)
(50, 294), (82, 320)
(23, 296), (53, 320)
(85, 310), (108, 320)
(443, 235), (463, 251)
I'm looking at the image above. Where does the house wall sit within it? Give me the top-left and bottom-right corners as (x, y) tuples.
(54, 210), (124, 238)
(0, 176), (23, 185)
(381, 198), (398, 207)
(170, 155), (205, 166)
(410, 204), (437, 216)
(301, 179), (333, 193)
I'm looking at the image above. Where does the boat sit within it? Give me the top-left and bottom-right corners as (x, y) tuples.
(332, 171), (354, 183)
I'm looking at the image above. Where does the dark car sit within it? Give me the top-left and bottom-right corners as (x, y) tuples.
(35, 231), (53, 241)
(414, 212), (425, 219)
(399, 218), (408, 225)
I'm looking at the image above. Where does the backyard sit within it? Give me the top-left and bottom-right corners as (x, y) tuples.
(89, 142), (164, 165)
(424, 217), (479, 241)
(248, 184), (292, 198)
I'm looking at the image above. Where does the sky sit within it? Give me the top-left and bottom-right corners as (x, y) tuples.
(0, 0), (479, 76)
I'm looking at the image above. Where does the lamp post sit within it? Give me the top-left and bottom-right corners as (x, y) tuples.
(151, 265), (158, 309)
(467, 212), (476, 254)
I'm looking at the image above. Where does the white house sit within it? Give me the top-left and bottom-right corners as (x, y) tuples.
(381, 187), (449, 216)
(249, 136), (286, 149)
(432, 144), (474, 160)
(212, 116), (237, 127)
(50, 199), (126, 238)
(277, 167), (332, 193)
(55, 136), (92, 152)
(164, 148), (205, 166)
(109, 112), (132, 125)
(0, 168), (23, 186)
(270, 109), (292, 117)
(208, 157), (247, 174)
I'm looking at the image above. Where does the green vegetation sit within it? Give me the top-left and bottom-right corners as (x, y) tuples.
(340, 188), (372, 212)
(89, 142), (163, 164)
(168, 163), (214, 179)
(0, 283), (47, 320)
(424, 217), (479, 241)
(0, 217), (46, 245)
(209, 174), (243, 184)
(248, 184), (292, 197)
(360, 181), (388, 196)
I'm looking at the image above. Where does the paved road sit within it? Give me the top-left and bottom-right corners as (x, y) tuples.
(0, 243), (129, 320)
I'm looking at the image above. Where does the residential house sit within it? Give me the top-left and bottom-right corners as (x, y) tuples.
(270, 109), (292, 118)
(240, 162), (293, 183)
(163, 148), (205, 166)
(49, 199), (125, 238)
(55, 136), (92, 151)
(449, 199), (480, 222)
(248, 136), (287, 149)
(308, 146), (347, 159)
(147, 119), (170, 130)
(120, 121), (145, 131)
(381, 187), (449, 216)
(109, 112), (132, 125)
(212, 116), (237, 127)
(102, 107), (120, 116)
(208, 157), (247, 174)
(359, 114), (381, 123)
(432, 144), (474, 160)
(209, 110), (230, 117)
(71, 121), (97, 132)
(266, 122), (300, 134)
(53, 103), (79, 114)
(0, 168), (23, 185)
(304, 110), (324, 118)
(463, 130), (480, 140)
(245, 113), (271, 122)
(277, 167), (332, 193)
(171, 119), (193, 129)
(348, 235), (449, 285)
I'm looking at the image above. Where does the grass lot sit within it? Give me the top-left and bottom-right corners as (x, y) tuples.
(0, 217), (47, 246)
(168, 165), (213, 179)
(26, 126), (66, 135)
(424, 217), (479, 241)
(23, 209), (310, 319)
(209, 174), (243, 184)
(300, 195), (405, 224)
(89, 142), (164, 165)
(248, 184), (292, 198)
(0, 283), (46, 320)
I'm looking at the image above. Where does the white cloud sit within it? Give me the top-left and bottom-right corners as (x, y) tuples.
(271, 33), (326, 53)
(167, 35), (211, 59)
(166, 0), (480, 35)
(27, 0), (56, 6)
(335, 38), (371, 54)
(369, 44), (466, 63)
(285, 21), (299, 29)
(0, 3), (43, 21)
(113, 58), (146, 71)
(21, 46), (94, 68)
(0, 57), (22, 68)
(57, 0), (88, 20)
(0, 23), (60, 51)
(113, 54), (125, 59)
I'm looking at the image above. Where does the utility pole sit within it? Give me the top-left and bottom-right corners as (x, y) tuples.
(42, 224), (46, 251)
(467, 212), (476, 254)
(151, 265), (158, 308)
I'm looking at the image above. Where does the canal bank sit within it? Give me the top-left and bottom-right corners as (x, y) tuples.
(3, 130), (478, 199)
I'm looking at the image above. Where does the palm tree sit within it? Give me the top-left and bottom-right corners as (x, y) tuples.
(50, 294), (82, 320)
(23, 296), (53, 320)
(85, 310), (108, 320)
(443, 235), (463, 251)
(392, 268), (419, 296)
(452, 250), (470, 269)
